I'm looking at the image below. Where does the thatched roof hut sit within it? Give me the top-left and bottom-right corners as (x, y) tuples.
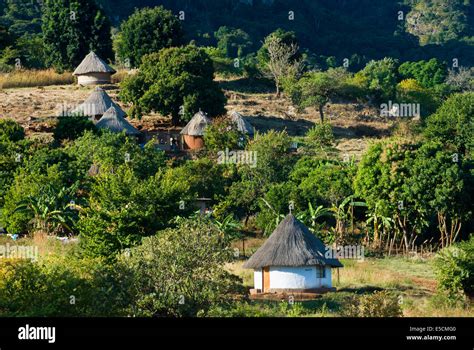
(73, 51), (116, 85)
(230, 111), (254, 136)
(96, 106), (140, 136)
(180, 111), (211, 150)
(62, 87), (126, 120)
(244, 214), (342, 293)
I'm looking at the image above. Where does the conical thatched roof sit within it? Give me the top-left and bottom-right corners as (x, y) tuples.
(73, 51), (116, 75)
(243, 214), (343, 269)
(180, 111), (211, 136)
(96, 106), (140, 136)
(230, 111), (254, 135)
(64, 87), (126, 117)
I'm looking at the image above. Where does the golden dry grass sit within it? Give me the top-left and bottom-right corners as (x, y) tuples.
(0, 69), (74, 89)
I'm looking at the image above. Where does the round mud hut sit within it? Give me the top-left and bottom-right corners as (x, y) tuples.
(180, 111), (211, 150)
(96, 106), (140, 137)
(62, 87), (126, 121)
(230, 111), (254, 136)
(243, 214), (343, 294)
(73, 51), (116, 86)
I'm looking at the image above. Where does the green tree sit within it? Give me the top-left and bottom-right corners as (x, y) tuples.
(398, 59), (447, 88)
(77, 165), (191, 259)
(289, 68), (350, 122)
(424, 92), (474, 157)
(405, 142), (472, 247)
(258, 29), (303, 96)
(115, 6), (184, 68)
(354, 58), (398, 101)
(214, 26), (252, 58)
(120, 45), (227, 124)
(42, 0), (113, 71)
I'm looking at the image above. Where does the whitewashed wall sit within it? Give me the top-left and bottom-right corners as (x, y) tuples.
(264, 266), (332, 289)
(253, 268), (262, 290)
(77, 73), (112, 85)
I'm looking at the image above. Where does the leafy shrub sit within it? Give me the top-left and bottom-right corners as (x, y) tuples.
(0, 119), (25, 142)
(53, 116), (96, 143)
(434, 236), (474, 300)
(344, 290), (403, 317)
(0, 256), (128, 316)
(306, 122), (335, 148)
(116, 218), (243, 317)
(203, 117), (246, 151)
(78, 165), (191, 259)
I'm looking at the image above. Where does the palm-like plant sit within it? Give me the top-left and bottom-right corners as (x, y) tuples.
(330, 195), (366, 243)
(14, 185), (78, 235)
(213, 214), (243, 240)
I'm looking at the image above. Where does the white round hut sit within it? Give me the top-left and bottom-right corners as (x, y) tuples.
(243, 214), (343, 293)
(73, 51), (116, 86)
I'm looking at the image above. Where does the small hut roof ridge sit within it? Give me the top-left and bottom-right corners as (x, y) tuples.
(230, 111), (254, 135)
(73, 51), (116, 75)
(64, 87), (126, 117)
(96, 106), (140, 135)
(180, 111), (211, 136)
(243, 214), (343, 269)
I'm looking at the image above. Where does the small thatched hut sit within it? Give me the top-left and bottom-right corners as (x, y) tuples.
(230, 111), (254, 136)
(243, 214), (343, 293)
(180, 111), (211, 150)
(73, 51), (116, 85)
(62, 87), (126, 121)
(96, 106), (140, 137)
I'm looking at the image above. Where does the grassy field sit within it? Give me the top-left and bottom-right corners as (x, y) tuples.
(227, 257), (473, 317)
(0, 72), (394, 159)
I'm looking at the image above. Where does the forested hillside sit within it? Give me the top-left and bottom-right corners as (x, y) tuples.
(1, 0), (473, 71)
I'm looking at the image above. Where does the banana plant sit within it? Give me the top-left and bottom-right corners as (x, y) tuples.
(14, 185), (78, 235)
(330, 195), (366, 242)
(213, 214), (243, 240)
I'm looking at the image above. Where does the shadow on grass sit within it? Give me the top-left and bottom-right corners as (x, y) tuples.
(249, 115), (315, 136)
(333, 125), (390, 139)
(219, 77), (275, 94)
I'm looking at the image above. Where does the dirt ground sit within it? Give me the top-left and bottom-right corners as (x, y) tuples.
(0, 81), (394, 158)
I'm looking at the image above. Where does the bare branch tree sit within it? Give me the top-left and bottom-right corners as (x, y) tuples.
(264, 36), (303, 97)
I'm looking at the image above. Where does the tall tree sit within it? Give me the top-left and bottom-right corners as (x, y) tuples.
(42, 0), (113, 72)
(115, 6), (183, 68)
(258, 29), (303, 97)
(120, 45), (226, 125)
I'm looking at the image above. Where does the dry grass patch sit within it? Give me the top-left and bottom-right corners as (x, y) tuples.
(0, 69), (74, 89)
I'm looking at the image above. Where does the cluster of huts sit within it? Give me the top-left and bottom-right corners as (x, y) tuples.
(64, 51), (255, 151)
(67, 52), (343, 295)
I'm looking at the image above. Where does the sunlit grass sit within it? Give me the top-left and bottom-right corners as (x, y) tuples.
(0, 69), (74, 89)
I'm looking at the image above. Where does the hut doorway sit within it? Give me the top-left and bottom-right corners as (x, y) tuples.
(262, 267), (270, 292)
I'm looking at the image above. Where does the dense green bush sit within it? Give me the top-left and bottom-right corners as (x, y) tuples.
(434, 236), (474, 300)
(0, 119), (25, 142)
(78, 165), (191, 259)
(203, 117), (246, 152)
(306, 122), (335, 148)
(53, 116), (96, 143)
(0, 256), (128, 317)
(116, 218), (243, 317)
